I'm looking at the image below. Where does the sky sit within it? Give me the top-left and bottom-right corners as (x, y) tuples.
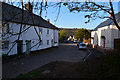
(39, 2), (119, 30)
(7, 1), (120, 30)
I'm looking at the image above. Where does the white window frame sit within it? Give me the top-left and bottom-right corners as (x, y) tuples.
(47, 29), (49, 34)
(47, 40), (49, 45)
(2, 41), (9, 50)
(39, 28), (42, 35)
(2, 23), (9, 33)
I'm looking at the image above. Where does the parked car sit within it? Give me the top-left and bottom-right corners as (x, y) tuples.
(78, 43), (87, 49)
(77, 41), (83, 47)
(73, 39), (77, 43)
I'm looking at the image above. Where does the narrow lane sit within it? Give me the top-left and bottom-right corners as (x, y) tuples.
(3, 43), (89, 78)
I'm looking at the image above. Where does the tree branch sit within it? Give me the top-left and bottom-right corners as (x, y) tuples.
(109, 0), (120, 30)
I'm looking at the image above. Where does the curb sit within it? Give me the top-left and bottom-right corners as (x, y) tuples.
(83, 49), (92, 62)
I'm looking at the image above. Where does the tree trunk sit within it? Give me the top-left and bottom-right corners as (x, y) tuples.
(109, 1), (120, 30)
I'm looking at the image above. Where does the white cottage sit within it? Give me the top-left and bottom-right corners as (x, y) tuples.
(1, 2), (59, 56)
(91, 11), (120, 49)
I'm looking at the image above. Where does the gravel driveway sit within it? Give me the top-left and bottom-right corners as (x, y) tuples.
(2, 43), (89, 78)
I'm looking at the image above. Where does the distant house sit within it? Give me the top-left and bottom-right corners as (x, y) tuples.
(67, 35), (77, 42)
(91, 11), (120, 49)
(1, 2), (59, 55)
(67, 35), (73, 41)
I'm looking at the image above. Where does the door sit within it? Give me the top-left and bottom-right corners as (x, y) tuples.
(26, 40), (31, 54)
(51, 39), (53, 47)
(103, 39), (105, 48)
(17, 40), (23, 55)
(101, 38), (105, 48)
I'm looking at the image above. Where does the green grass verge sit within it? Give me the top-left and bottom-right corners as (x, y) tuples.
(16, 61), (57, 79)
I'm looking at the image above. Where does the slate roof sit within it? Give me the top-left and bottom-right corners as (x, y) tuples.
(1, 2), (59, 30)
(94, 11), (120, 31)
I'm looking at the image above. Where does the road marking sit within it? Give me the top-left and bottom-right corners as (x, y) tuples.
(83, 49), (92, 62)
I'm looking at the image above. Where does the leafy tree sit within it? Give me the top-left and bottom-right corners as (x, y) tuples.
(59, 28), (78, 38)
(59, 30), (67, 43)
(75, 29), (90, 41)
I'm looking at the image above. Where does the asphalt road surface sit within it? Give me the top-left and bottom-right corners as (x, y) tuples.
(2, 43), (89, 78)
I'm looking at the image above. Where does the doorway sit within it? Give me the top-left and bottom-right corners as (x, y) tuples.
(17, 40), (23, 55)
(26, 40), (31, 54)
(101, 36), (106, 48)
(51, 39), (53, 47)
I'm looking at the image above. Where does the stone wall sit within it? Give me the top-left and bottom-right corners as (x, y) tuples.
(93, 45), (114, 54)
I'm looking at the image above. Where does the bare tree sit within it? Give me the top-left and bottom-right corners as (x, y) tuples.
(2, 1), (43, 55)
(2, 0), (120, 55)
(62, 1), (120, 30)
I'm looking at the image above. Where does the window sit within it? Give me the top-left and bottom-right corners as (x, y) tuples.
(2, 24), (9, 33)
(2, 41), (9, 50)
(80, 44), (85, 46)
(47, 40), (49, 45)
(39, 28), (42, 35)
(47, 29), (49, 34)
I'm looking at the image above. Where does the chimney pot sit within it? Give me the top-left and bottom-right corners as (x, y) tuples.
(46, 19), (50, 23)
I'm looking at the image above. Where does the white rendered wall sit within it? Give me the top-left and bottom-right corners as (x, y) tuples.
(91, 31), (95, 44)
(110, 25), (120, 49)
(2, 22), (58, 55)
(53, 30), (59, 47)
(91, 23), (120, 49)
(97, 26), (112, 48)
(91, 31), (98, 45)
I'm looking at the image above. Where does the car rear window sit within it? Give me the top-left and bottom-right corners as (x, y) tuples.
(81, 44), (85, 46)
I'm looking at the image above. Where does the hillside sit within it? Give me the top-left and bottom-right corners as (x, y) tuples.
(59, 28), (78, 37)
(59, 28), (92, 37)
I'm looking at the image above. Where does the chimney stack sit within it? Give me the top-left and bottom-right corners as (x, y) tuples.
(25, 2), (33, 13)
(46, 19), (50, 23)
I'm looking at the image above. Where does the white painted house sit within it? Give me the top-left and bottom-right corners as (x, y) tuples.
(91, 11), (120, 49)
(1, 2), (59, 56)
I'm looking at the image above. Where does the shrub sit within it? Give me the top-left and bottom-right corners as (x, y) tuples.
(2, 54), (9, 60)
